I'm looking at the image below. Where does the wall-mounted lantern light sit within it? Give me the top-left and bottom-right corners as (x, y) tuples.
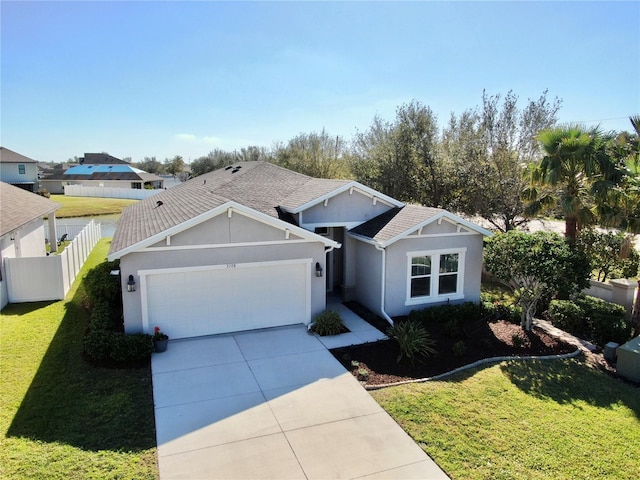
(127, 274), (136, 292)
(315, 262), (323, 277)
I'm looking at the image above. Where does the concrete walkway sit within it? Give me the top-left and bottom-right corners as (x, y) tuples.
(152, 320), (449, 479)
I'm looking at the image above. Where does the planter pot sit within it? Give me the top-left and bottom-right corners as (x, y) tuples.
(154, 339), (169, 353)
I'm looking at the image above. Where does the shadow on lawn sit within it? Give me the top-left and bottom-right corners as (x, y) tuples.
(500, 360), (640, 419)
(7, 290), (156, 452)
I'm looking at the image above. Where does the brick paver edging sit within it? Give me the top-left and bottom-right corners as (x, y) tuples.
(363, 349), (582, 391)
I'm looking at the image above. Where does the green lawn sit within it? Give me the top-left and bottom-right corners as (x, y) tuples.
(49, 195), (138, 218)
(0, 239), (157, 479)
(372, 360), (639, 480)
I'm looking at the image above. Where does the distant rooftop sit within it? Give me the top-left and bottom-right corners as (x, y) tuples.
(80, 153), (129, 165)
(64, 164), (144, 175)
(0, 147), (38, 164)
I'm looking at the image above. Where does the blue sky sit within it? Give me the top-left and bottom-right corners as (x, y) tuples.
(2, 1), (639, 163)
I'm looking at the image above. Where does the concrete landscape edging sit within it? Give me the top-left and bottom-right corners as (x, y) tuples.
(364, 349), (583, 391)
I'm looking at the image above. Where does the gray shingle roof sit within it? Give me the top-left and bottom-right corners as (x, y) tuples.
(0, 147), (38, 164)
(81, 153), (129, 165)
(349, 204), (445, 244)
(109, 162), (328, 254)
(0, 182), (60, 237)
(279, 178), (351, 211)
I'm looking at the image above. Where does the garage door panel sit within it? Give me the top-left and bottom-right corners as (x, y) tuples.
(145, 262), (308, 339)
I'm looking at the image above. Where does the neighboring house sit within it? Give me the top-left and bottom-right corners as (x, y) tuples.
(0, 182), (60, 309)
(0, 147), (39, 192)
(40, 153), (164, 194)
(108, 162), (491, 340)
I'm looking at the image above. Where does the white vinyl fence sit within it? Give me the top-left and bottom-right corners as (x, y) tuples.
(5, 221), (102, 303)
(64, 184), (162, 200)
(44, 224), (88, 243)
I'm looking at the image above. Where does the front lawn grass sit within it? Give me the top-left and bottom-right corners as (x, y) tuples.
(372, 360), (639, 480)
(50, 195), (137, 217)
(0, 239), (157, 479)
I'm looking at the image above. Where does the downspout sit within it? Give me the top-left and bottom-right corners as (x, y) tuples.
(375, 244), (394, 326)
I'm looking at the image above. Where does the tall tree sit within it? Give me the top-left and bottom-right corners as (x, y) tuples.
(599, 116), (640, 233)
(272, 129), (350, 178)
(136, 156), (164, 174)
(525, 125), (622, 239)
(164, 155), (185, 179)
(191, 149), (236, 176)
(350, 102), (446, 204)
(445, 90), (561, 231)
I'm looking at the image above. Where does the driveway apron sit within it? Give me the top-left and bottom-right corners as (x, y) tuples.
(152, 325), (449, 479)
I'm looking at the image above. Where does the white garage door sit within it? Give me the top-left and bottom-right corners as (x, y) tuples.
(143, 261), (310, 339)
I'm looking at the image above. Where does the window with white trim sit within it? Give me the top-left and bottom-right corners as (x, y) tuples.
(18, 164), (26, 174)
(407, 248), (465, 305)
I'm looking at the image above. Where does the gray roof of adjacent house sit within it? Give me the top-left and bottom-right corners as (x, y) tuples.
(41, 164), (163, 183)
(0, 147), (38, 164)
(80, 153), (129, 165)
(0, 181), (60, 236)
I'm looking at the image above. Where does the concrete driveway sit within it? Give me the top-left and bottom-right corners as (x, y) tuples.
(152, 325), (449, 479)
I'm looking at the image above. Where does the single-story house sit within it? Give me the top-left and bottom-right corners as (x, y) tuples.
(40, 153), (164, 194)
(0, 182), (60, 309)
(0, 147), (39, 192)
(108, 162), (491, 340)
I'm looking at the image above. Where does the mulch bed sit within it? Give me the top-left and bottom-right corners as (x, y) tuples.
(331, 308), (577, 386)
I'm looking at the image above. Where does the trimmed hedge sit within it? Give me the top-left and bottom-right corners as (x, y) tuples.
(547, 295), (629, 346)
(408, 301), (521, 327)
(84, 331), (153, 364)
(82, 260), (153, 367)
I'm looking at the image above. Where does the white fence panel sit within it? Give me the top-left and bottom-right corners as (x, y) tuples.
(44, 224), (88, 243)
(5, 221), (102, 303)
(64, 184), (161, 200)
(6, 256), (65, 302)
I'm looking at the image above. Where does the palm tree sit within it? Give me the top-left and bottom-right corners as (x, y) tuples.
(524, 125), (622, 239)
(599, 116), (640, 234)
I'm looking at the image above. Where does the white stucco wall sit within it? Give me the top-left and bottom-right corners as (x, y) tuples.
(118, 215), (328, 334)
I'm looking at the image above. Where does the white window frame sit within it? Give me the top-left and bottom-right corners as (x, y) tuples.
(406, 248), (466, 306)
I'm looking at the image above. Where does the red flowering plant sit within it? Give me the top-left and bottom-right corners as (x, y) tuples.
(153, 326), (169, 341)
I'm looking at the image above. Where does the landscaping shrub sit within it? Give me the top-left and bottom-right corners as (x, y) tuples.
(408, 302), (483, 325)
(480, 300), (522, 324)
(577, 296), (629, 346)
(547, 300), (586, 336)
(311, 310), (345, 336)
(109, 333), (154, 364)
(83, 329), (113, 362)
(443, 318), (463, 338)
(452, 340), (467, 357)
(387, 320), (437, 365)
(547, 295), (629, 346)
(84, 330), (153, 366)
(83, 259), (152, 367)
(83, 260), (122, 308)
(88, 300), (122, 332)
